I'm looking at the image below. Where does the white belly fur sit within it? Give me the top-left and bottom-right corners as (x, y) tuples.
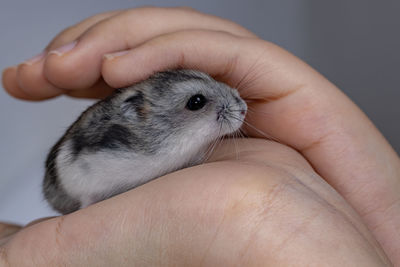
(56, 135), (210, 207)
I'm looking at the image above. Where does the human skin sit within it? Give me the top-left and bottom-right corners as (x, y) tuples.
(1, 7), (399, 266)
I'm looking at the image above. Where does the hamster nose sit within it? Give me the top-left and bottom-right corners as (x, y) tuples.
(241, 110), (246, 116)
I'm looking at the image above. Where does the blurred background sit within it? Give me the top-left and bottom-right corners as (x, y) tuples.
(1, 0), (399, 224)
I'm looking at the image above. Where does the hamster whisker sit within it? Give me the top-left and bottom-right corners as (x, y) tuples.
(236, 128), (247, 139)
(234, 128), (247, 157)
(242, 120), (281, 144)
(199, 125), (224, 163)
(202, 136), (223, 163)
(245, 106), (275, 117)
(227, 114), (281, 143)
(235, 52), (265, 93)
(225, 116), (259, 152)
(228, 121), (240, 160)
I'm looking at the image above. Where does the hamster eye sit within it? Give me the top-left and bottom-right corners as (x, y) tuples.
(186, 94), (207, 111)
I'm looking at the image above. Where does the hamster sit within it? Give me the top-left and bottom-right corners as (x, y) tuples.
(43, 69), (247, 214)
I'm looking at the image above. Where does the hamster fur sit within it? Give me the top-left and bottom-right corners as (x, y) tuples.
(43, 70), (247, 214)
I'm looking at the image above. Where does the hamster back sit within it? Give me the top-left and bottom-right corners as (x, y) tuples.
(43, 69), (247, 214)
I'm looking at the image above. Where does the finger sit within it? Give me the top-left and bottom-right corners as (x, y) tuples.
(45, 10), (123, 51)
(3, 66), (114, 100)
(64, 78), (114, 99)
(0, 218), (56, 247)
(2, 66), (48, 101)
(16, 55), (66, 99)
(42, 7), (256, 90)
(0, 223), (21, 239)
(101, 30), (400, 263)
(7, 7), (255, 100)
(0, 223), (21, 247)
(6, 7), (255, 100)
(2, 11), (121, 100)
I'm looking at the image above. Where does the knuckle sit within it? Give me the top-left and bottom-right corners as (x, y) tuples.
(16, 63), (63, 99)
(46, 25), (78, 51)
(44, 57), (91, 89)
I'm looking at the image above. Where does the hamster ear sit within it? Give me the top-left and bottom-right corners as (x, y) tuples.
(120, 91), (145, 118)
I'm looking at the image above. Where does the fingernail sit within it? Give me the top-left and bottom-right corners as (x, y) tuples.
(23, 51), (46, 66)
(49, 40), (77, 56)
(103, 50), (129, 60)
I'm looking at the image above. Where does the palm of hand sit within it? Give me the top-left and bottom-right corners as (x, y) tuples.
(1, 139), (389, 266)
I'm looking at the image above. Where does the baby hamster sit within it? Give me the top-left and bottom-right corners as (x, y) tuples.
(43, 69), (247, 214)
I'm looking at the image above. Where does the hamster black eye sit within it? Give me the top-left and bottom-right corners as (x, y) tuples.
(186, 94), (207, 111)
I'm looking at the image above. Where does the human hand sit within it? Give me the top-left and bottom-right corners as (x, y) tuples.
(0, 139), (392, 266)
(1, 7), (255, 100)
(2, 7), (399, 266)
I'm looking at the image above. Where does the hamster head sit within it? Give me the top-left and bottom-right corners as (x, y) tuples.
(110, 69), (247, 155)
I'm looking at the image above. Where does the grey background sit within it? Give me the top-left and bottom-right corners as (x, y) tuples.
(1, 0), (399, 224)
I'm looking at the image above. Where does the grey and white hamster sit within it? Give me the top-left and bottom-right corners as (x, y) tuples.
(43, 69), (247, 214)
